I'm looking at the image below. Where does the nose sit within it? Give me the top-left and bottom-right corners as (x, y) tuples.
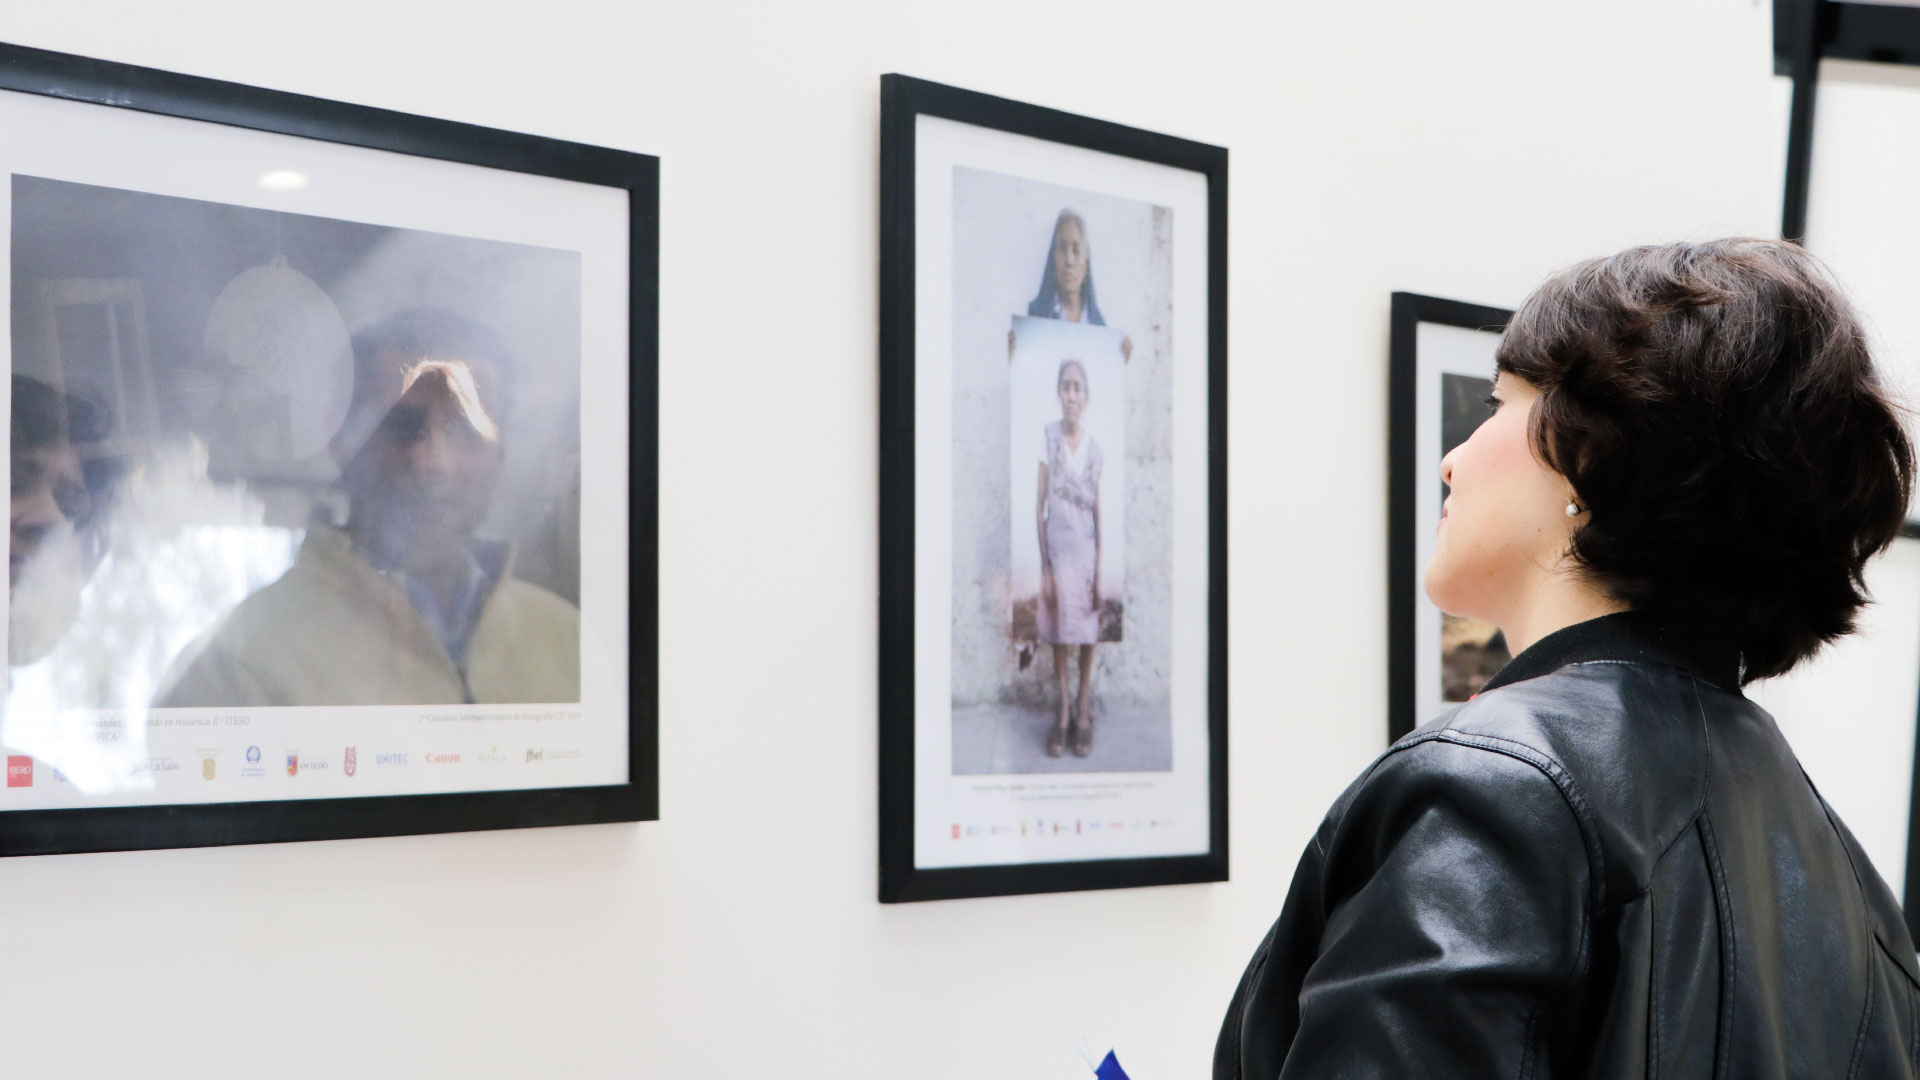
(410, 423), (459, 479)
(1439, 446), (1456, 489)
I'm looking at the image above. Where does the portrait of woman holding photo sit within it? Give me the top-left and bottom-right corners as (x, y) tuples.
(1009, 208), (1130, 360)
(1036, 357), (1103, 758)
(1029, 208), (1106, 325)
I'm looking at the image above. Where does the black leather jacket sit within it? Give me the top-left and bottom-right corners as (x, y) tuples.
(1216, 613), (1920, 1078)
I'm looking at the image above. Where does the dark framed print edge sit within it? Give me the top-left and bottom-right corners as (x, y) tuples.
(0, 41), (658, 853)
(879, 74), (1227, 903)
(1387, 292), (1512, 745)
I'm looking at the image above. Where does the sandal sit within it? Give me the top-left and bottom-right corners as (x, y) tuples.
(1072, 704), (1093, 758)
(1046, 714), (1069, 758)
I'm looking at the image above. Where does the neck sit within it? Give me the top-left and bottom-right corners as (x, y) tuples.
(1061, 417), (1080, 438)
(346, 516), (471, 583)
(1061, 292), (1082, 321)
(1497, 569), (1629, 657)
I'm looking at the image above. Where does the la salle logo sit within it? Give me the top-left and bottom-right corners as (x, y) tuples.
(344, 747), (357, 777)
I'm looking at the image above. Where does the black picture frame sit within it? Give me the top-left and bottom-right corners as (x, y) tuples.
(877, 74), (1228, 903)
(1387, 292), (1512, 744)
(0, 41), (658, 855)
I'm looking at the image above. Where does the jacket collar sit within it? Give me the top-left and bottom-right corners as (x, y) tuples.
(1480, 610), (1743, 695)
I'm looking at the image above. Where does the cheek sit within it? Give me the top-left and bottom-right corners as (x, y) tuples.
(1426, 417), (1546, 612)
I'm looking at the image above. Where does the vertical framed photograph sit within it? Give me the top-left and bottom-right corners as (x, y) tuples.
(1387, 292), (1512, 742)
(878, 75), (1227, 902)
(0, 42), (657, 854)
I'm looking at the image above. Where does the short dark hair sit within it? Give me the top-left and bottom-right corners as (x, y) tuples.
(1497, 238), (1914, 682)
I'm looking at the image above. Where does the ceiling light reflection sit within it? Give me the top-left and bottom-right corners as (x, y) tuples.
(257, 170), (309, 192)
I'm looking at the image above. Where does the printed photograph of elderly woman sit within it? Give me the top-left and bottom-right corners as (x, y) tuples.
(1029, 208), (1105, 325)
(948, 167), (1172, 776)
(1032, 353), (1114, 756)
(1010, 209), (1132, 359)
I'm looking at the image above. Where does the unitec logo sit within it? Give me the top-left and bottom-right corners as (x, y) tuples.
(6, 756), (31, 788)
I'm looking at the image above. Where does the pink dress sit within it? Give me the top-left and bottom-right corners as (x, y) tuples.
(1038, 420), (1103, 645)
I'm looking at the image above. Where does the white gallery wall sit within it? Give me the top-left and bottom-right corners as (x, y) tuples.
(0, 2), (1887, 1077)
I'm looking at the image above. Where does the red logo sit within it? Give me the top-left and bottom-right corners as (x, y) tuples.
(7, 756), (32, 788)
(950, 824), (961, 839)
(343, 747), (357, 777)
(425, 753), (461, 764)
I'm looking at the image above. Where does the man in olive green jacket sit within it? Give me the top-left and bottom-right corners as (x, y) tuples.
(156, 310), (579, 708)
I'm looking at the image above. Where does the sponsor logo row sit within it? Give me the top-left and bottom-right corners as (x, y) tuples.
(3, 746), (581, 787)
(948, 818), (1175, 839)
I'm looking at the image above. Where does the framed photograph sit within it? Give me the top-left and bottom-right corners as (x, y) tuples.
(877, 75), (1227, 903)
(0, 42), (657, 854)
(1387, 292), (1512, 742)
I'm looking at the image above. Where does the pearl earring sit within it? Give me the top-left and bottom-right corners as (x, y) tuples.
(1565, 501), (1584, 518)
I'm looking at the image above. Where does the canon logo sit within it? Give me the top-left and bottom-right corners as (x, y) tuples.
(425, 753), (461, 764)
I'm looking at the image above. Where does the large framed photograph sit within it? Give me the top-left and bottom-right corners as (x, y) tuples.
(878, 75), (1227, 902)
(0, 43), (657, 853)
(1388, 292), (1512, 742)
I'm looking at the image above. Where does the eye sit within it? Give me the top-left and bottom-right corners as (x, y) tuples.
(1483, 393), (1502, 416)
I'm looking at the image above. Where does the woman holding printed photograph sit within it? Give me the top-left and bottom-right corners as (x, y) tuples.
(1029, 208), (1106, 325)
(1009, 208), (1130, 358)
(1036, 358), (1103, 758)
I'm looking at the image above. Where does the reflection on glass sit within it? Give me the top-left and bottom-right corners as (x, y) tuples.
(6, 175), (585, 794)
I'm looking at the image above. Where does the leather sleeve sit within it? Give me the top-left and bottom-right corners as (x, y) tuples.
(1277, 735), (1593, 1079)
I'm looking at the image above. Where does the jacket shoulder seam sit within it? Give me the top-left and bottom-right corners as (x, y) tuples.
(1392, 728), (1607, 913)
(1699, 815), (1738, 1079)
(1848, 944), (1876, 1080)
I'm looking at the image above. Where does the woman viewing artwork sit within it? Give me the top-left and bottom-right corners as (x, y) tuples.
(1036, 357), (1103, 757)
(1216, 240), (1920, 1076)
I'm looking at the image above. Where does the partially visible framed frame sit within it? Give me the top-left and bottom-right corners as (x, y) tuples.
(878, 75), (1227, 903)
(1387, 292), (1511, 743)
(0, 42), (657, 854)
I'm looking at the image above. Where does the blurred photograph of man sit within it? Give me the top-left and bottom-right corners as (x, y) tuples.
(155, 309), (580, 706)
